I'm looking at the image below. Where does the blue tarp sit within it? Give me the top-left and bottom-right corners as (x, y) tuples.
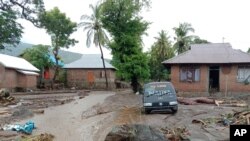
(48, 55), (64, 67)
(3, 121), (35, 134)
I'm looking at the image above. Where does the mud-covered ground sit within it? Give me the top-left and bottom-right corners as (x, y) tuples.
(0, 89), (248, 141)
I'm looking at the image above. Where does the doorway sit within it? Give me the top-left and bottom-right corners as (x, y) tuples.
(209, 66), (220, 92)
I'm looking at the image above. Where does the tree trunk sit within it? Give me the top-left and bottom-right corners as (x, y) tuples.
(131, 75), (138, 93)
(52, 48), (59, 89)
(98, 42), (109, 89)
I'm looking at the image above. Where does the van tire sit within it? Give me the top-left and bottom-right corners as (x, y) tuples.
(171, 106), (178, 114)
(145, 109), (151, 114)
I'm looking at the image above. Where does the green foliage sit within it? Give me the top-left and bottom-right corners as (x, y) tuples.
(39, 7), (78, 50)
(22, 44), (52, 70)
(247, 48), (250, 53)
(0, 10), (23, 49)
(102, 0), (150, 92)
(173, 22), (195, 54)
(148, 30), (174, 81)
(39, 7), (78, 81)
(0, 0), (44, 49)
(192, 37), (209, 44)
(0, 0), (45, 27)
(79, 3), (109, 47)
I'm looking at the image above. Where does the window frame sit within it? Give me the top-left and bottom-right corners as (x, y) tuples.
(179, 66), (201, 83)
(237, 66), (250, 83)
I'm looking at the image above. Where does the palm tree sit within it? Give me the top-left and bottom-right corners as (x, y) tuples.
(173, 22), (195, 54)
(154, 30), (174, 60)
(79, 3), (109, 89)
(149, 30), (174, 81)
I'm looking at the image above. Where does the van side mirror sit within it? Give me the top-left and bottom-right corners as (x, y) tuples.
(175, 89), (178, 93)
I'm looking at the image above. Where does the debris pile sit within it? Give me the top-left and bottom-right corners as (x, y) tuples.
(0, 89), (16, 106)
(161, 126), (190, 141)
(192, 109), (250, 127)
(21, 133), (54, 141)
(177, 97), (248, 107)
(105, 124), (167, 141)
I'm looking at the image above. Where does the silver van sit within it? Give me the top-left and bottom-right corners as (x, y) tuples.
(143, 82), (178, 114)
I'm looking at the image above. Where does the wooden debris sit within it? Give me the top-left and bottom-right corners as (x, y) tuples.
(178, 97), (248, 107)
(32, 109), (45, 114)
(161, 126), (190, 141)
(21, 133), (54, 141)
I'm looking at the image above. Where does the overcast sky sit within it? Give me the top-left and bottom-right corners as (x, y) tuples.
(20, 0), (250, 59)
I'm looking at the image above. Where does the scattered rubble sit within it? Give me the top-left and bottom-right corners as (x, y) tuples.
(21, 133), (54, 141)
(192, 109), (250, 128)
(177, 97), (248, 107)
(161, 126), (190, 141)
(105, 124), (167, 141)
(0, 89), (17, 106)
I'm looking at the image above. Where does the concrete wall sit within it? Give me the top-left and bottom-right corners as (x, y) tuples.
(66, 68), (116, 89)
(171, 64), (250, 93)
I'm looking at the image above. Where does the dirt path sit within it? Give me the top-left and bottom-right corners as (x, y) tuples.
(19, 91), (114, 141)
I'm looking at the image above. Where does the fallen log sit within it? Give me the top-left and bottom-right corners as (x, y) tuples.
(194, 98), (215, 104)
(178, 97), (215, 105)
(177, 97), (198, 105)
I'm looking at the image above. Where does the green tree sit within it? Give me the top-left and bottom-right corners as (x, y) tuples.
(0, 10), (23, 49)
(0, 0), (45, 48)
(192, 36), (210, 44)
(173, 22), (195, 54)
(102, 0), (150, 92)
(78, 3), (109, 89)
(149, 30), (174, 81)
(39, 7), (78, 84)
(248, 48), (250, 53)
(0, 0), (44, 26)
(22, 44), (53, 86)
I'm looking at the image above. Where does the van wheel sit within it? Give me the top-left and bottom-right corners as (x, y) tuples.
(145, 109), (151, 114)
(171, 107), (178, 114)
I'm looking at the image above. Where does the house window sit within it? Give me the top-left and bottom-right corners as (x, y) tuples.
(180, 67), (200, 82)
(237, 66), (250, 82)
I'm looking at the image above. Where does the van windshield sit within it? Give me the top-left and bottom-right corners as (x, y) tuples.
(144, 83), (174, 96)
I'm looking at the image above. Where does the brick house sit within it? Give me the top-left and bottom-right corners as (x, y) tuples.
(0, 54), (39, 91)
(162, 43), (250, 94)
(63, 54), (116, 89)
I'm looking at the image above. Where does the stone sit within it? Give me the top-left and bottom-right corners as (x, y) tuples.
(105, 124), (167, 141)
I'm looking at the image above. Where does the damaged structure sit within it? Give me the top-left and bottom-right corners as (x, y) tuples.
(63, 54), (116, 89)
(163, 43), (250, 94)
(0, 54), (39, 91)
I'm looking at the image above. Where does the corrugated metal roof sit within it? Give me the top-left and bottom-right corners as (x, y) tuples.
(63, 54), (115, 69)
(163, 43), (250, 64)
(0, 54), (39, 72)
(17, 70), (39, 76)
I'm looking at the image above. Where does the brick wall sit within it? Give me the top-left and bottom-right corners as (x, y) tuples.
(17, 73), (37, 89)
(0, 64), (4, 87)
(220, 65), (250, 92)
(171, 64), (250, 93)
(0, 68), (17, 88)
(171, 65), (208, 92)
(66, 68), (116, 89)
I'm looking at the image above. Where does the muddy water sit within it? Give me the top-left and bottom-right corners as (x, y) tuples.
(19, 92), (114, 141)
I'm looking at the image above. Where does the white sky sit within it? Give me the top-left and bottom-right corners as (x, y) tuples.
(20, 0), (250, 59)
